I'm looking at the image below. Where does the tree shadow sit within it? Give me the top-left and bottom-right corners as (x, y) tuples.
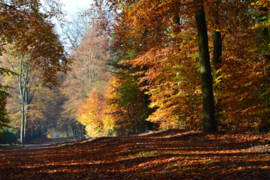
(1, 130), (269, 179)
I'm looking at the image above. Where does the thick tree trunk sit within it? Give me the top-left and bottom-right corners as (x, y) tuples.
(195, 4), (217, 132)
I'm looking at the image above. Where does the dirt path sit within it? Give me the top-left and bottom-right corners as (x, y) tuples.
(6, 137), (78, 151)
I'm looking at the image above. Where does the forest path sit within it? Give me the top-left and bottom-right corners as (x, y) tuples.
(5, 137), (78, 151)
(0, 130), (270, 180)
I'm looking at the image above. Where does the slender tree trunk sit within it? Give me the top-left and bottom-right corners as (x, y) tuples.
(23, 68), (29, 143)
(212, 0), (222, 72)
(81, 123), (83, 139)
(31, 128), (33, 140)
(19, 56), (25, 144)
(195, 4), (217, 132)
(212, 29), (223, 127)
(212, 30), (222, 70)
(20, 96), (25, 144)
(211, 0), (223, 128)
(24, 92), (27, 142)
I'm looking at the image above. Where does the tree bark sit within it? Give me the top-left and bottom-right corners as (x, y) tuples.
(195, 4), (217, 132)
(23, 68), (29, 142)
(144, 94), (153, 131)
(211, 0), (223, 128)
(212, 0), (222, 72)
(19, 56), (25, 144)
(212, 30), (222, 70)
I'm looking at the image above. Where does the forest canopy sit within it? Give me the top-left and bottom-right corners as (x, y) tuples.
(0, 0), (269, 143)
(75, 0), (270, 135)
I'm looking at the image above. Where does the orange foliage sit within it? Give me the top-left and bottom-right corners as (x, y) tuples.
(127, 37), (203, 130)
(86, 0), (270, 132)
(0, 1), (69, 87)
(77, 88), (107, 137)
(216, 23), (270, 130)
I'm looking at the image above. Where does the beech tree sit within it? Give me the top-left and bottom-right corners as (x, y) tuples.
(5, 51), (29, 144)
(89, 0), (270, 133)
(93, 0), (219, 132)
(0, 1), (71, 140)
(59, 15), (111, 137)
(62, 23), (109, 107)
(0, 45), (65, 143)
(195, 3), (216, 132)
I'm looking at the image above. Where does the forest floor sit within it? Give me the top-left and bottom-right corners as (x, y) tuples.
(0, 130), (270, 180)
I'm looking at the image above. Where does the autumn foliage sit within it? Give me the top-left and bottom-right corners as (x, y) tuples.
(75, 0), (270, 134)
(1, 1), (270, 179)
(71, 0), (270, 136)
(2, 0), (269, 144)
(0, 1), (70, 141)
(77, 88), (107, 137)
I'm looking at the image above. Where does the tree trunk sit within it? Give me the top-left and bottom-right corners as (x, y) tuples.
(212, 30), (222, 70)
(31, 128), (33, 140)
(20, 95), (25, 144)
(80, 123), (83, 139)
(195, 4), (217, 133)
(212, 29), (223, 127)
(23, 69), (29, 143)
(24, 93), (27, 143)
(19, 56), (25, 144)
(212, 0), (222, 72)
(211, 0), (223, 126)
(144, 94), (153, 131)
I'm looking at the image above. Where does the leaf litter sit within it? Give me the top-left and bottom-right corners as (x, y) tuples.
(0, 130), (269, 179)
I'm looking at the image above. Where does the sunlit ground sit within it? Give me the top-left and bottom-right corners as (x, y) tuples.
(0, 130), (270, 179)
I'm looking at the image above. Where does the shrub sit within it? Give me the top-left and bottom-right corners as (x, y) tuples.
(0, 130), (17, 144)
